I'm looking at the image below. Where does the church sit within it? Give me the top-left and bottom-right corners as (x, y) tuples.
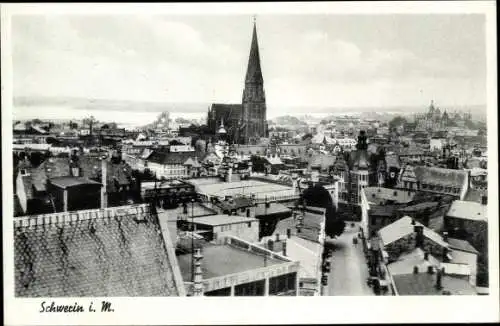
(207, 20), (268, 145)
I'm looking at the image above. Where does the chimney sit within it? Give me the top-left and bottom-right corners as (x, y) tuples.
(275, 233), (280, 242)
(192, 248), (204, 296)
(267, 239), (274, 251)
(411, 218), (416, 225)
(282, 241), (287, 256)
(101, 158), (108, 209)
(435, 267), (443, 290)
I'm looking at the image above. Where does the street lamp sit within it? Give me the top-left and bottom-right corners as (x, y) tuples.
(191, 198), (195, 282)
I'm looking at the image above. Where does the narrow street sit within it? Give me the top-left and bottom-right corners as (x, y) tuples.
(326, 223), (374, 296)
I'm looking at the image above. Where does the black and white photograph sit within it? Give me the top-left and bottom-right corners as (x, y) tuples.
(2, 2), (498, 325)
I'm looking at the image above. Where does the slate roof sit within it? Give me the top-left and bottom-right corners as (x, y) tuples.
(447, 200), (487, 222)
(378, 216), (448, 248)
(14, 204), (182, 297)
(413, 166), (467, 188)
(392, 273), (476, 295)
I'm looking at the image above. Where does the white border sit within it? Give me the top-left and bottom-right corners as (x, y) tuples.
(2, 2), (499, 325)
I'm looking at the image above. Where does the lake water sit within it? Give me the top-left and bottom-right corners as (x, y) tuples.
(13, 105), (207, 129)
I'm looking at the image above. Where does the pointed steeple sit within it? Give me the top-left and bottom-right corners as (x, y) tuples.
(245, 18), (263, 85)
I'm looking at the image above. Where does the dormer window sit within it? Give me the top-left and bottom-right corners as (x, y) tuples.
(20, 169), (28, 176)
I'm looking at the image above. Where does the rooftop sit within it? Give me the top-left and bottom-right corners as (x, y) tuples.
(447, 200), (487, 222)
(392, 273), (476, 295)
(387, 248), (440, 276)
(49, 176), (102, 189)
(398, 201), (439, 212)
(254, 203), (292, 217)
(447, 237), (479, 255)
(413, 166), (467, 188)
(378, 216), (448, 248)
(176, 242), (287, 281)
(196, 180), (293, 198)
(364, 187), (415, 205)
(191, 214), (258, 226)
(14, 204), (181, 297)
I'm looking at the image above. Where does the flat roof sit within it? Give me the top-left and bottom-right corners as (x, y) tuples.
(191, 215), (258, 226)
(177, 243), (286, 280)
(196, 180), (293, 197)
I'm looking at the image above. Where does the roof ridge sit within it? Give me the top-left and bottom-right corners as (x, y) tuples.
(14, 204), (150, 228)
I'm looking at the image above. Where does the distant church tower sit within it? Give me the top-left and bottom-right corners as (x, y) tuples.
(242, 18), (267, 144)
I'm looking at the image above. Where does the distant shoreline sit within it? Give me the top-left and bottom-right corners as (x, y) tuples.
(13, 96), (487, 124)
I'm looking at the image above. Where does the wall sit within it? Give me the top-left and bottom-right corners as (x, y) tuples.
(214, 220), (259, 243)
(67, 184), (102, 211)
(451, 250), (477, 286)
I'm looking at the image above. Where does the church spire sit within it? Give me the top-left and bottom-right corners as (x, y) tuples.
(245, 18), (263, 85)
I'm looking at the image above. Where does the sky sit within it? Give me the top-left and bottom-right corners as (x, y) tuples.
(11, 14), (486, 112)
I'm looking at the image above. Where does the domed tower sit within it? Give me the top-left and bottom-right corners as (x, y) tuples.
(349, 131), (377, 205)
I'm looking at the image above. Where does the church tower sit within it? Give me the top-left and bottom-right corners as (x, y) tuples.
(242, 18), (267, 144)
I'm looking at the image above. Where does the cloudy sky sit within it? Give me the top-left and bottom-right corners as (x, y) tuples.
(12, 14), (486, 110)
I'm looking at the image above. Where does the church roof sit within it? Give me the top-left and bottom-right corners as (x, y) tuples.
(245, 22), (263, 85)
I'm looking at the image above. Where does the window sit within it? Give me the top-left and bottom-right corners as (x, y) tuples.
(20, 169), (27, 175)
(248, 222), (252, 228)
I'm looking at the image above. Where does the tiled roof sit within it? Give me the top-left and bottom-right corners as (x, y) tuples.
(378, 216), (448, 248)
(447, 200), (487, 222)
(14, 204), (181, 297)
(413, 166), (467, 188)
(388, 248), (440, 276)
(392, 273), (477, 295)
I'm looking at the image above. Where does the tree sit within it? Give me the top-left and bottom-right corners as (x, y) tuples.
(301, 184), (345, 238)
(388, 116), (407, 130)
